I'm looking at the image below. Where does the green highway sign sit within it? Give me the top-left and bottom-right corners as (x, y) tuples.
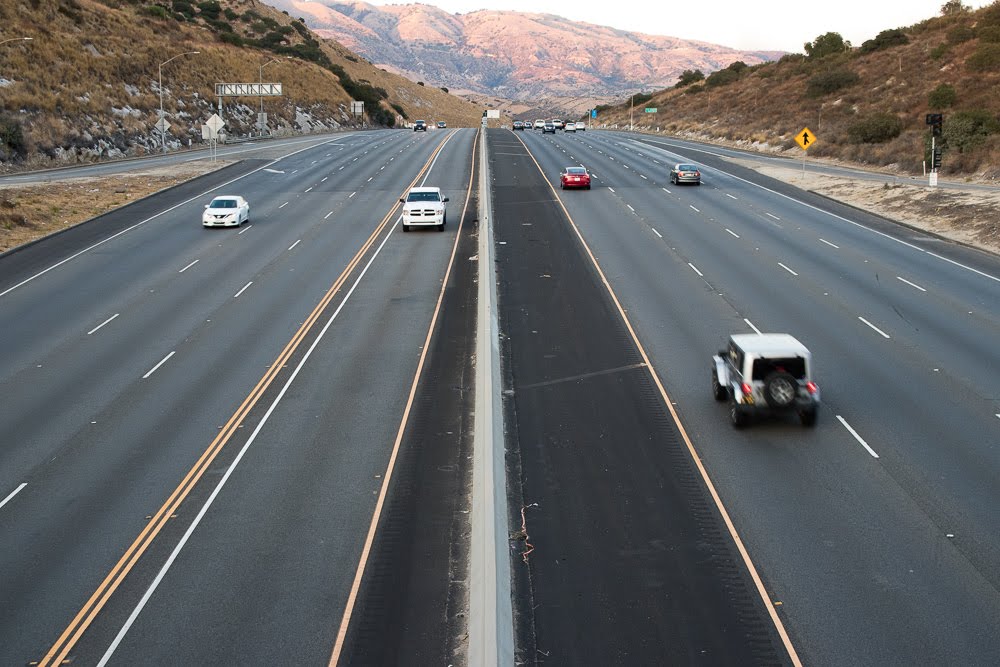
(645, 108), (657, 113)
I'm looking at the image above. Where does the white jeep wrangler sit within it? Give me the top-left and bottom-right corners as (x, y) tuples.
(712, 333), (820, 428)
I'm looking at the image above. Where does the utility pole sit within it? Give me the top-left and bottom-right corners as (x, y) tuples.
(629, 94), (634, 132)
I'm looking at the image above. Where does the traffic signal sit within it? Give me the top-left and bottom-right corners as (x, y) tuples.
(932, 147), (942, 169)
(926, 113), (943, 137)
(483, 109), (487, 118)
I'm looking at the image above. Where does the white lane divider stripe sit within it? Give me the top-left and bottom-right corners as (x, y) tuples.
(88, 314), (120, 335)
(278, 202), (288, 209)
(858, 316), (891, 339)
(778, 262), (798, 276)
(349, 192), (356, 198)
(744, 318), (762, 334)
(178, 260), (199, 273)
(324, 212), (334, 219)
(608, 187), (616, 193)
(662, 188), (671, 194)
(766, 212), (781, 220)
(627, 204), (635, 212)
(0, 483), (27, 511)
(288, 240), (301, 251)
(896, 276), (927, 292)
(305, 187), (313, 193)
(726, 229), (740, 238)
(652, 229), (663, 238)
(688, 262), (703, 277)
(837, 416), (880, 458)
(726, 194), (737, 200)
(820, 238), (840, 249)
(233, 282), (253, 299)
(142, 351), (176, 379)
(690, 205), (700, 212)
(238, 225), (252, 235)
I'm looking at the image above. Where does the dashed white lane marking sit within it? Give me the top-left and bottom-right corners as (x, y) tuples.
(744, 318), (762, 334)
(995, 413), (1000, 420)
(726, 193), (738, 200)
(278, 202), (288, 209)
(608, 187), (616, 193)
(654, 160), (661, 164)
(726, 229), (740, 238)
(0, 483), (27, 511)
(778, 262), (798, 276)
(238, 225), (252, 235)
(325, 212), (334, 219)
(321, 177), (328, 182)
(652, 228), (662, 238)
(367, 177), (373, 182)
(688, 262), (703, 277)
(627, 204), (635, 212)
(858, 316), (891, 339)
(662, 187), (671, 194)
(349, 192), (356, 198)
(233, 282), (253, 299)
(623, 164), (630, 169)
(338, 166), (344, 171)
(820, 238), (840, 249)
(288, 240), (301, 251)
(142, 351), (176, 379)
(305, 187), (313, 193)
(178, 260), (199, 273)
(837, 416), (880, 458)
(690, 205), (700, 212)
(897, 276), (927, 292)
(640, 174), (648, 180)
(766, 212), (781, 220)
(88, 313), (120, 335)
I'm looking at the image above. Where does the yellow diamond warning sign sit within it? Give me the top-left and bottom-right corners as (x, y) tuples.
(795, 127), (816, 150)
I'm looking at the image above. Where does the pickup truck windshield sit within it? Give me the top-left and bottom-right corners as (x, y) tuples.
(406, 192), (441, 202)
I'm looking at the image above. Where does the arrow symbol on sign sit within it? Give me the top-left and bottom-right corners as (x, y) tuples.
(802, 132), (811, 145)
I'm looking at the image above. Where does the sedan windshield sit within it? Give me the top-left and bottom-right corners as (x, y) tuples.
(566, 168), (587, 175)
(209, 199), (237, 208)
(678, 165), (699, 172)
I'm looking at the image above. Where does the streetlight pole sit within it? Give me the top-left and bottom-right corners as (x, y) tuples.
(630, 93), (634, 132)
(0, 37), (32, 47)
(158, 50), (199, 153)
(258, 57), (286, 137)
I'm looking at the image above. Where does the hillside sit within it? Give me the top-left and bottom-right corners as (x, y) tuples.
(592, 2), (1000, 179)
(0, 0), (481, 168)
(264, 0), (782, 104)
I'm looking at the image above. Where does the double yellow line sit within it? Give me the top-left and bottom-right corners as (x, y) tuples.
(38, 131), (458, 667)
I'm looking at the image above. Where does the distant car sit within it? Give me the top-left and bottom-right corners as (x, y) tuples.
(577, 122), (586, 131)
(543, 122), (556, 134)
(552, 119), (564, 129)
(712, 333), (820, 428)
(513, 120), (525, 130)
(559, 166), (591, 190)
(400, 186), (449, 232)
(534, 119), (545, 130)
(565, 122), (576, 132)
(437, 121), (447, 128)
(669, 163), (701, 185)
(202, 195), (249, 227)
(414, 120), (427, 132)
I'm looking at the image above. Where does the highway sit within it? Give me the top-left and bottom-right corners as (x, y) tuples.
(0, 128), (478, 665)
(2, 124), (999, 666)
(496, 127), (1000, 665)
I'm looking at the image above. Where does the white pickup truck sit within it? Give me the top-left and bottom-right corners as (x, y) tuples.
(399, 186), (449, 232)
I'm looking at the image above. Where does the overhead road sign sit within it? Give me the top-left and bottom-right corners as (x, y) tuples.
(215, 83), (282, 97)
(486, 109), (500, 119)
(794, 127), (816, 150)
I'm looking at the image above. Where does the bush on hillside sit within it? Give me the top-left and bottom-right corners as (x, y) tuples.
(859, 28), (910, 54)
(804, 32), (851, 59)
(0, 114), (28, 161)
(946, 24), (975, 44)
(675, 69), (704, 88)
(806, 68), (860, 97)
(966, 42), (1000, 71)
(706, 68), (740, 87)
(684, 84), (706, 95)
(847, 112), (903, 143)
(391, 103), (407, 119)
(943, 109), (1000, 152)
(632, 92), (654, 106)
(218, 31), (243, 46)
(197, 1), (221, 20)
(928, 83), (957, 108)
(141, 4), (170, 19)
(930, 42), (950, 59)
(978, 25), (1000, 42)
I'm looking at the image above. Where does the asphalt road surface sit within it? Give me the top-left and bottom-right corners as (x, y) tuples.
(0, 128), (478, 665)
(495, 127), (1000, 665)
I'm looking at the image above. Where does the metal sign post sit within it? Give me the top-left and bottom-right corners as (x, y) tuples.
(794, 127), (816, 176)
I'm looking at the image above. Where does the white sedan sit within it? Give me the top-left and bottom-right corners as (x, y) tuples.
(202, 195), (249, 227)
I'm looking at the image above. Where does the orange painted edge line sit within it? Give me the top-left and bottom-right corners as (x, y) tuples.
(39, 133), (456, 667)
(327, 128), (476, 666)
(511, 131), (804, 667)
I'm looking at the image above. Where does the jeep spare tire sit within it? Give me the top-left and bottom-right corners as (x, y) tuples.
(763, 372), (796, 408)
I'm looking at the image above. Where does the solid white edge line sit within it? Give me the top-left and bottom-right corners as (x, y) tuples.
(688, 262), (703, 277)
(288, 240), (301, 251)
(178, 259), (199, 273)
(0, 482), (27, 511)
(778, 262), (798, 276)
(726, 229), (740, 238)
(233, 281), (253, 298)
(652, 229), (663, 238)
(896, 276), (927, 292)
(744, 318), (762, 334)
(819, 238), (840, 249)
(858, 316), (891, 339)
(836, 415), (880, 458)
(142, 351), (175, 379)
(97, 181), (407, 667)
(87, 313), (120, 335)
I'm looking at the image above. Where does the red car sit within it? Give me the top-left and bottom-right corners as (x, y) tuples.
(560, 166), (591, 190)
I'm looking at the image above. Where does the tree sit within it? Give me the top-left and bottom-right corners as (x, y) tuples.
(675, 69), (705, 88)
(804, 32), (851, 59)
(940, 0), (970, 16)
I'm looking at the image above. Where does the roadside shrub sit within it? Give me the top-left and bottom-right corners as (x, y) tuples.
(943, 108), (1000, 152)
(219, 31), (243, 46)
(0, 114), (28, 160)
(370, 106), (395, 127)
(391, 103), (407, 119)
(859, 28), (910, 54)
(806, 68), (860, 97)
(706, 68), (740, 87)
(966, 43), (1000, 71)
(632, 92), (653, 106)
(928, 83), (957, 108)
(946, 24), (975, 44)
(223, 8), (237, 20)
(847, 112), (903, 143)
(978, 25), (1000, 42)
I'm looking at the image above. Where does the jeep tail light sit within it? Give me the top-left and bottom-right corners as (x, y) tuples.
(741, 383), (753, 396)
(806, 381), (818, 394)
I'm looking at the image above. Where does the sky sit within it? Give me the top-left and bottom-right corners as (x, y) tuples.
(361, 0), (996, 52)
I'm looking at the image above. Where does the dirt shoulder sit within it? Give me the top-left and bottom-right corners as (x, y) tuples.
(0, 161), (231, 253)
(729, 158), (1000, 257)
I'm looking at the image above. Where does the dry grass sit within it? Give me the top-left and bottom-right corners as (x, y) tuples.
(596, 5), (1000, 181)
